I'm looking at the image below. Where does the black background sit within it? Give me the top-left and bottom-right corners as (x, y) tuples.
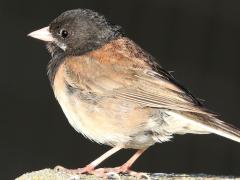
(1, 0), (240, 179)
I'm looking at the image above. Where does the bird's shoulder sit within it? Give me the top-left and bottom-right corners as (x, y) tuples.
(60, 37), (152, 91)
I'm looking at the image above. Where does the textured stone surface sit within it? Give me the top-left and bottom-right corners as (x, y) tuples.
(16, 168), (240, 180)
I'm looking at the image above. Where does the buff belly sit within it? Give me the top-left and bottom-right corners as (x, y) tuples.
(53, 83), (159, 149)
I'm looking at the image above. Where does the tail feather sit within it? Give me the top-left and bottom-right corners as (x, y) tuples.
(186, 112), (240, 143)
(168, 111), (240, 143)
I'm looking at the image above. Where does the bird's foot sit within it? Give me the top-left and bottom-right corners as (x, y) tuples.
(93, 165), (150, 179)
(55, 165), (150, 179)
(54, 165), (94, 174)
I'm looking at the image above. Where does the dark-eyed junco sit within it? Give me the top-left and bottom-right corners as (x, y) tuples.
(28, 9), (240, 177)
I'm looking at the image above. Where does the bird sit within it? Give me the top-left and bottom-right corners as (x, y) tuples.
(28, 9), (240, 177)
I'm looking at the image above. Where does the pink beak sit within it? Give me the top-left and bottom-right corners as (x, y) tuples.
(28, 26), (54, 42)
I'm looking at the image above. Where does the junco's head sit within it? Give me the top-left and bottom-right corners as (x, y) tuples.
(28, 9), (122, 55)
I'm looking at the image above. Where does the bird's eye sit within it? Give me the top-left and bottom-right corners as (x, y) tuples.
(59, 29), (68, 38)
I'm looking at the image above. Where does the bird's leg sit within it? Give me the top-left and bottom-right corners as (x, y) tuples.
(93, 148), (148, 177)
(118, 148), (147, 172)
(55, 146), (122, 174)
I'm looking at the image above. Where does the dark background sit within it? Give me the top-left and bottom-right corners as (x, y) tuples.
(1, 0), (240, 179)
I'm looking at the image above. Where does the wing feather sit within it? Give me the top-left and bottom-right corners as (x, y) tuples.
(112, 69), (210, 115)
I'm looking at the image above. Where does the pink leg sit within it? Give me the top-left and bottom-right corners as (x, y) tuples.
(120, 148), (147, 171)
(55, 146), (122, 174)
(94, 148), (148, 176)
(87, 146), (122, 169)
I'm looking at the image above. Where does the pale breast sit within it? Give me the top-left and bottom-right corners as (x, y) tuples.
(52, 63), (157, 149)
